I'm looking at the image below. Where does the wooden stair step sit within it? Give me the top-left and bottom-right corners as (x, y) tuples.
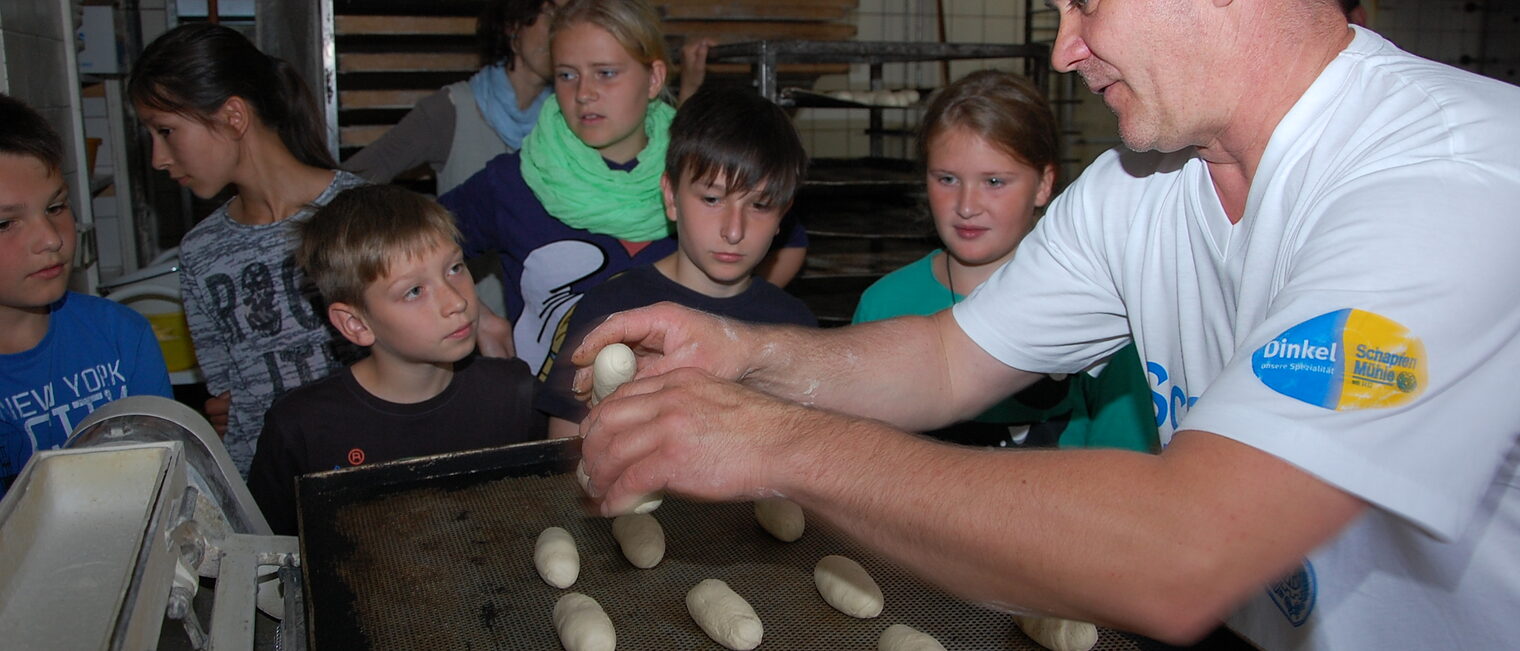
(703, 62), (851, 77)
(661, 4), (854, 21)
(662, 21), (856, 42)
(339, 51), (476, 73)
(340, 88), (436, 110)
(341, 124), (392, 148)
(336, 15), (473, 35)
(657, 0), (856, 6)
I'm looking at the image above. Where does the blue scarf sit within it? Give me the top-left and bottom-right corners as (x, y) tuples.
(468, 63), (551, 150)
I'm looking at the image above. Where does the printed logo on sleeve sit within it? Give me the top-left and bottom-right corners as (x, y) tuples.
(1267, 560), (1316, 627)
(1251, 309), (1426, 410)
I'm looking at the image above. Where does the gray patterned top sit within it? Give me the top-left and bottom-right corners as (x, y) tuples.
(178, 170), (368, 476)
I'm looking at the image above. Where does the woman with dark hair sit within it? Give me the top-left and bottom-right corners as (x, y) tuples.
(343, 0), (561, 193)
(129, 22), (368, 477)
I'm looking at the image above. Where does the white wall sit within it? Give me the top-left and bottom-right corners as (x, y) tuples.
(796, 0), (1518, 161)
(0, 0), (88, 234)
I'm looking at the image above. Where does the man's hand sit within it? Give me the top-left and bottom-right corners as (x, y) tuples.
(578, 366), (830, 516)
(678, 38), (717, 105)
(476, 309), (516, 359)
(204, 391), (230, 437)
(570, 302), (758, 400)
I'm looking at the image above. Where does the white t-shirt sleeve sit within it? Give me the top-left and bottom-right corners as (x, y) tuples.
(954, 149), (1151, 375)
(1182, 152), (1520, 542)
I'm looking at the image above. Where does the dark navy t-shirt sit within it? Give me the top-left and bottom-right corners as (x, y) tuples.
(535, 265), (816, 422)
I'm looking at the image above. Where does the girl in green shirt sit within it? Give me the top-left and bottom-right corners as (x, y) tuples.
(852, 70), (1156, 453)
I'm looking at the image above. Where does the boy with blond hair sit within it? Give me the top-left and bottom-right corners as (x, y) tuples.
(248, 185), (544, 534)
(536, 86), (815, 437)
(0, 94), (172, 497)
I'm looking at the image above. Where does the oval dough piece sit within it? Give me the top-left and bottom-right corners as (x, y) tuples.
(878, 623), (947, 651)
(612, 513), (665, 568)
(553, 592), (616, 651)
(591, 342), (637, 405)
(574, 460), (665, 514)
(1014, 615), (1098, 651)
(754, 498), (805, 542)
(813, 554), (884, 618)
(686, 578), (763, 650)
(586, 343), (664, 514)
(534, 526), (579, 588)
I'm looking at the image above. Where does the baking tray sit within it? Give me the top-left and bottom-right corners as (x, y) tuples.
(297, 438), (1156, 650)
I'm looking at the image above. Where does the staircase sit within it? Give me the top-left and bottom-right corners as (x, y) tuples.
(332, 0), (859, 175)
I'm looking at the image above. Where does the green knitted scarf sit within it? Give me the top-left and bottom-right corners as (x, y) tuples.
(520, 99), (676, 242)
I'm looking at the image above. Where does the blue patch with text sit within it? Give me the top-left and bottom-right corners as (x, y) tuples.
(1266, 560), (1316, 627)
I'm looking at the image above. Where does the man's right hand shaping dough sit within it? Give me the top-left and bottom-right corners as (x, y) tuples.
(570, 303), (762, 400)
(577, 366), (847, 517)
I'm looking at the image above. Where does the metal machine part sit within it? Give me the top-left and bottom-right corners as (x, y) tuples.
(0, 396), (301, 650)
(0, 442), (184, 650)
(68, 395), (272, 537)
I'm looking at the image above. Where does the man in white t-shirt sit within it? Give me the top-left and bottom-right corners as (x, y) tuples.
(563, 2), (1520, 648)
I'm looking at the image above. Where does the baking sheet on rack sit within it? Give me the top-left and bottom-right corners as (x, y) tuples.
(303, 468), (1148, 650)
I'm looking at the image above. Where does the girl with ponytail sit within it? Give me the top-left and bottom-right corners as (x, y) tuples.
(129, 23), (368, 476)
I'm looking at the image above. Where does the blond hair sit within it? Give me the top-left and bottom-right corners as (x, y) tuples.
(550, 0), (670, 71)
(297, 185), (463, 308)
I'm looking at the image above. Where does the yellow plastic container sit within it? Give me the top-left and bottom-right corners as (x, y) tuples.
(145, 311), (197, 372)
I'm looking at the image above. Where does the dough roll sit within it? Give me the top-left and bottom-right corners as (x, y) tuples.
(753, 498), (805, 542)
(552, 592), (615, 651)
(612, 512), (665, 568)
(1014, 615), (1098, 651)
(686, 578), (763, 650)
(534, 526), (579, 588)
(878, 623), (947, 651)
(813, 554), (884, 618)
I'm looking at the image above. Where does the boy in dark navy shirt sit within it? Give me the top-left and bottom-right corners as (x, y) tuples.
(537, 87), (815, 437)
(248, 186), (545, 534)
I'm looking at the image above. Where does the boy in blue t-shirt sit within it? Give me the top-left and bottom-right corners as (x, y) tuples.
(537, 86), (816, 437)
(0, 94), (173, 496)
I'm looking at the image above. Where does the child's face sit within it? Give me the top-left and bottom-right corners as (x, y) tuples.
(349, 240), (480, 366)
(551, 21), (667, 164)
(137, 104), (240, 199)
(662, 170), (784, 296)
(0, 154), (76, 315)
(925, 126), (1054, 269)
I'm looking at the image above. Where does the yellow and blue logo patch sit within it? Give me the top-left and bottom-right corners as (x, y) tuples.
(1251, 309), (1426, 410)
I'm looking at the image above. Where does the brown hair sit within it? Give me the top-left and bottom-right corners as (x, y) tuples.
(916, 70), (1058, 183)
(0, 93), (65, 173)
(477, 0), (557, 68)
(297, 185), (463, 308)
(550, 0), (669, 71)
(665, 86), (807, 208)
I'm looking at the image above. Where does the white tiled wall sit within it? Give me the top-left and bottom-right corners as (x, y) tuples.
(798, 0), (1517, 160)
(1, 0), (85, 214)
(1376, 0), (1519, 84)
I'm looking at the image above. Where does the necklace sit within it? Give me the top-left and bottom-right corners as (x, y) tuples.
(943, 253), (958, 305)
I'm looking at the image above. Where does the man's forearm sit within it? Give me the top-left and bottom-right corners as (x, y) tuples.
(744, 311), (1038, 432)
(772, 423), (1365, 643)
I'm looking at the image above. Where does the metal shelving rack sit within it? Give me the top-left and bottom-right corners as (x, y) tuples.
(709, 40), (1048, 158)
